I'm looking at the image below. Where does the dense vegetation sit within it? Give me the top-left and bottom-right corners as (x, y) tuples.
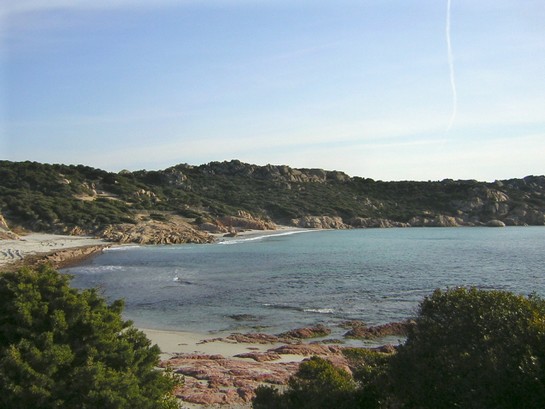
(254, 288), (545, 409)
(0, 266), (180, 409)
(1, 160), (544, 234)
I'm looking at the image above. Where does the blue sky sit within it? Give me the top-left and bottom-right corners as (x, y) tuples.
(1, 0), (544, 181)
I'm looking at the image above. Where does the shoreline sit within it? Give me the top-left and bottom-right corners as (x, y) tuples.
(0, 233), (112, 272)
(0, 226), (312, 272)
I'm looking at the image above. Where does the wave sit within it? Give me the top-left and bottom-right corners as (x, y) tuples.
(218, 229), (313, 245)
(263, 304), (334, 315)
(104, 245), (142, 252)
(263, 303), (303, 312)
(76, 265), (125, 274)
(173, 277), (192, 285)
(303, 308), (334, 314)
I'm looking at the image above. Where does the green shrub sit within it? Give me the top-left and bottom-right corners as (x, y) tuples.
(0, 266), (180, 409)
(389, 288), (545, 409)
(253, 356), (356, 409)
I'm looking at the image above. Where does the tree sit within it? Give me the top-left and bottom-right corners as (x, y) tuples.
(389, 288), (545, 409)
(0, 265), (180, 409)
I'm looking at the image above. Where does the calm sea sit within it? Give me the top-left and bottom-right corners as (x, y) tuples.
(64, 227), (545, 339)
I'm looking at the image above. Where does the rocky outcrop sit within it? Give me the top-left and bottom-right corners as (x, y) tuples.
(342, 320), (413, 340)
(219, 210), (277, 231)
(291, 216), (349, 229)
(0, 213), (18, 240)
(37, 245), (109, 269)
(407, 214), (464, 227)
(349, 217), (410, 228)
(278, 324), (331, 339)
(5, 244), (110, 271)
(199, 160), (351, 184)
(99, 220), (214, 245)
(164, 354), (300, 406)
(199, 222), (229, 234)
(162, 339), (350, 406)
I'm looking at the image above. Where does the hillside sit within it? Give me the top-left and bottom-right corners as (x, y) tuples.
(1, 160), (544, 243)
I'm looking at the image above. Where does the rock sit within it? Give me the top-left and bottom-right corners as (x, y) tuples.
(199, 222), (228, 234)
(18, 244), (109, 270)
(524, 210), (545, 225)
(343, 320), (413, 339)
(99, 219), (214, 245)
(270, 343), (342, 357)
(291, 216), (349, 229)
(279, 324), (331, 339)
(407, 214), (463, 227)
(163, 353), (300, 406)
(234, 351), (282, 362)
(486, 219), (506, 227)
(224, 333), (284, 344)
(228, 314), (259, 322)
(0, 213), (19, 240)
(350, 217), (410, 228)
(219, 210), (276, 231)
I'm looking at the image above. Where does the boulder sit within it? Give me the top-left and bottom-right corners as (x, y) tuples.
(486, 219), (506, 227)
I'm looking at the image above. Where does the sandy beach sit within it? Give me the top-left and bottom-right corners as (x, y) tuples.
(0, 233), (111, 271)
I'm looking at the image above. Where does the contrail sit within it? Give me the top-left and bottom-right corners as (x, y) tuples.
(446, 0), (457, 131)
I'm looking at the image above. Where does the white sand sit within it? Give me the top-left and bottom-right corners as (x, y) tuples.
(141, 328), (306, 363)
(0, 233), (109, 269)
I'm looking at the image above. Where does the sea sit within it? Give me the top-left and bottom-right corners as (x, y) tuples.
(63, 227), (545, 341)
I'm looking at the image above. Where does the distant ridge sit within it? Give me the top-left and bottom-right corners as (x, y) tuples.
(1, 160), (544, 243)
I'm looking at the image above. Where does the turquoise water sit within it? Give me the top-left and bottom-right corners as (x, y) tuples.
(64, 227), (545, 337)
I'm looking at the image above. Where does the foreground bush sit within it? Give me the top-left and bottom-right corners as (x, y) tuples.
(390, 287), (545, 409)
(253, 356), (357, 409)
(0, 266), (180, 409)
(254, 288), (545, 409)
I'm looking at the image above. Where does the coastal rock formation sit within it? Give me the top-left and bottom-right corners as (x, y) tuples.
(162, 339), (350, 406)
(0, 213), (18, 240)
(198, 160), (351, 184)
(349, 217), (410, 228)
(3, 244), (109, 271)
(99, 220), (214, 245)
(279, 324), (332, 339)
(407, 214), (463, 227)
(291, 216), (349, 229)
(342, 320), (413, 339)
(219, 210), (277, 231)
(37, 245), (109, 269)
(163, 353), (299, 406)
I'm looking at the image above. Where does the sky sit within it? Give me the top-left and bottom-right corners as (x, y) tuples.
(1, 0), (544, 181)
